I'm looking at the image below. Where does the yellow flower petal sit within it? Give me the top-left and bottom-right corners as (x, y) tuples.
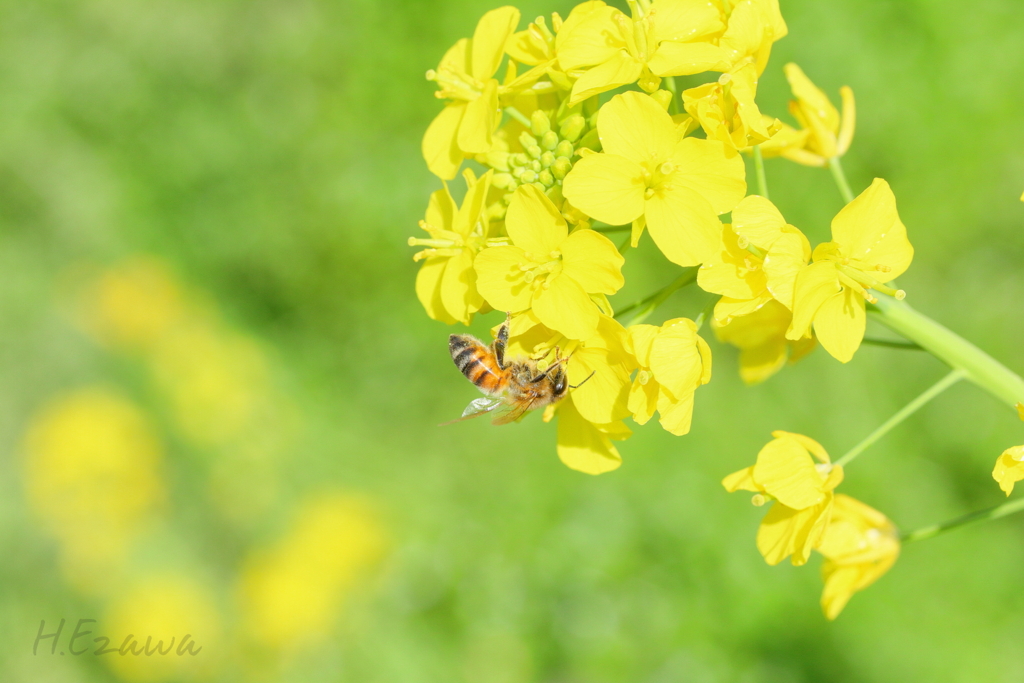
(1017, 402), (1024, 421)
(458, 78), (499, 154)
(562, 154), (646, 226)
(598, 91), (680, 164)
(422, 103), (465, 180)
(647, 40), (727, 77)
(813, 286), (866, 364)
(440, 248), (483, 325)
(669, 138), (747, 214)
(787, 260), (840, 340)
(732, 195), (786, 249)
(738, 338), (787, 384)
(697, 225), (767, 300)
(756, 498), (832, 566)
(505, 184), (568, 257)
(656, 386), (695, 436)
(556, 397), (623, 475)
(645, 186), (720, 266)
(752, 435), (825, 509)
(560, 229), (625, 295)
(763, 227), (811, 309)
(555, 2), (623, 71)
(993, 446), (1024, 496)
(722, 466), (759, 493)
(569, 49), (644, 105)
(570, 347), (631, 424)
(650, 0), (724, 43)
(532, 272), (600, 340)
(627, 378), (659, 425)
(626, 324), (660, 367)
(473, 245), (533, 312)
(415, 257), (457, 324)
(771, 431), (831, 464)
(470, 6), (520, 81)
(453, 169), (492, 236)
(649, 318), (702, 394)
(830, 178), (913, 279)
(425, 186), (457, 231)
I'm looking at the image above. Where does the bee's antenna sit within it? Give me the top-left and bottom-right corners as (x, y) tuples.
(569, 371), (596, 389)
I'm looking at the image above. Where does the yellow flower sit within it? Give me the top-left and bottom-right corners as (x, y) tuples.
(714, 0), (788, 75)
(474, 184), (625, 340)
(562, 91), (745, 267)
(422, 7), (522, 179)
(697, 195), (811, 323)
(239, 494), (388, 648)
(779, 63), (856, 167)
(816, 494), (900, 620)
(506, 310), (634, 424)
(505, 12), (573, 91)
(723, 431), (844, 566)
(682, 63), (780, 154)
(545, 393), (632, 475)
(787, 179), (914, 363)
(22, 388), (165, 595)
(993, 445), (1024, 495)
(556, 0), (726, 105)
(756, 118), (810, 159)
(626, 318), (712, 436)
(713, 299), (816, 384)
(411, 169), (495, 325)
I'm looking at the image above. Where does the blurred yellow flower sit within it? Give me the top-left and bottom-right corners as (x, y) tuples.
(723, 431), (844, 566)
(779, 63), (855, 167)
(816, 494), (900, 620)
(992, 445), (1024, 495)
(82, 257), (186, 352)
(22, 388), (165, 594)
(474, 184), (624, 340)
(563, 91), (745, 267)
(626, 317), (712, 436)
(545, 393), (631, 475)
(411, 169), (494, 325)
(713, 299), (815, 384)
(556, 0), (726, 105)
(423, 6), (522, 179)
(239, 494), (388, 649)
(787, 179), (913, 363)
(714, 0), (788, 75)
(104, 576), (222, 682)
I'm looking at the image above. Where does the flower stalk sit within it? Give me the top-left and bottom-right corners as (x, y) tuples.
(902, 496), (1024, 544)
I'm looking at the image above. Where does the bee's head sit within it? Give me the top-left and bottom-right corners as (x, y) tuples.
(552, 369), (568, 398)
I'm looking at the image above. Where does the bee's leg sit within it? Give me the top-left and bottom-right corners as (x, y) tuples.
(530, 356), (567, 383)
(569, 371), (596, 389)
(493, 311), (511, 369)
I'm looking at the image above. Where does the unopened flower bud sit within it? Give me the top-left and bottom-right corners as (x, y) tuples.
(551, 157), (572, 179)
(538, 169), (554, 186)
(492, 172), (516, 189)
(651, 89), (673, 111)
(530, 110), (551, 137)
(519, 131), (538, 150)
(527, 144), (543, 159)
(559, 114), (585, 142)
(519, 169), (538, 184)
(555, 140), (574, 158)
(541, 130), (559, 150)
(540, 151), (556, 167)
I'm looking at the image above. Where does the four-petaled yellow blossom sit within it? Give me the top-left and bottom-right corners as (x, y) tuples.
(563, 91), (745, 267)
(698, 194), (810, 323)
(723, 431), (844, 566)
(777, 63), (856, 167)
(626, 318), (712, 436)
(556, 0), (726, 106)
(713, 300), (815, 384)
(787, 178), (913, 363)
(682, 64), (779, 154)
(411, 169), (495, 325)
(422, 7), (523, 179)
(474, 184), (625, 340)
(816, 494), (899, 619)
(992, 445), (1024, 496)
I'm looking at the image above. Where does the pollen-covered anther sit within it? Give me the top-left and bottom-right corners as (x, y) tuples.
(894, 289), (906, 300)
(718, 72), (732, 86)
(736, 235), (750, 249)
(637, 370), (651, 385)
(425, 69), (437, 80)
(751, 494), (767, 507)
(659, 162), (675, 175)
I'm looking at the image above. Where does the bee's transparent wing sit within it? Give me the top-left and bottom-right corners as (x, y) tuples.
(490, 398), (536, 426)
(439, 397), (504, 426)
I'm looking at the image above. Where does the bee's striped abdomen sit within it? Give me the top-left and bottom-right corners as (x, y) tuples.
(450, 334), (506, 396)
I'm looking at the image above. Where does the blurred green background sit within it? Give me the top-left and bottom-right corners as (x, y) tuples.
(1, 0), (1023, 681)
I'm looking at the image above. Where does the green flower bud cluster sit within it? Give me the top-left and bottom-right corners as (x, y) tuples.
(489, 109), (593, 208)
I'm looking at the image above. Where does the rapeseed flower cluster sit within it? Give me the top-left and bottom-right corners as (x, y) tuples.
(413, 1), (913, 475)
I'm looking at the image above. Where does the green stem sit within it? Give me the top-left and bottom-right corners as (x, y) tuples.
(902, 497), (1024, 543)
(753, 145), (768, 199)
(615, 268), (698, 326)
(860, 337), (923, 351)
(664, 76), (679, 115)
(591, 223), (629, 233)
(618, 235), (632, 256)
(828, 156), (855, 204)
(504, 106), (532, 128)
(834, 369), (966, 467)
(870, 295), (1024, 410)
(694, 295), (719, 331)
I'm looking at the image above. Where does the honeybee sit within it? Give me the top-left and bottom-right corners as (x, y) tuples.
(447, 314), (592, 425)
